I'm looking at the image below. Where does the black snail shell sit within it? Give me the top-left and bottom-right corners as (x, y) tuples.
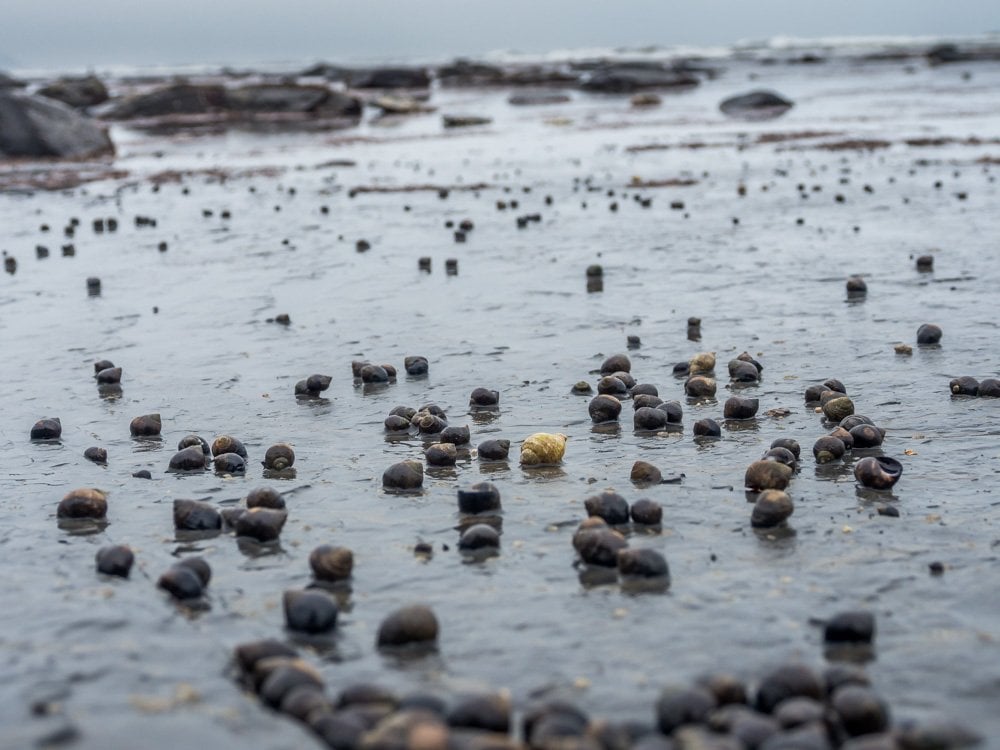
(263, 443), (295, 470)
(724, 396), (759, 420)
(96, 545), (134, 577)
(469, 387), (500, 407)
(418, 403), (447, 418)
(915, 254), (934, 271)
(212, 435), (247, 459)
(631, 383), (659, 397)
(457, 482), (501, 513)
(829, 427), (855, 451)
(917, 323), (942, 344)
(173, 498), (222, 530)
(214, 453), (246, 473)
(657, 400), (683, 423)
(158, 557), (211, 600)
(831, 686), (890, 737)
(247, 487), (285, 509)
(94, 359), (115, 374)
(729, 360), (760, 383)
(849, 424), (884, 449)
(736, 351), (763, 372)
(611, 370), (636, 389)
(949, 376), (979, 396)
(813, 435), (847, 463)
(360, 364), (390, 383)
(763, 447), (797, 467)
(846, 276), (867, 297)
(414, 413), (447, 434)
(439, 425), (470, 446)
(597, 375), (628, 396)
(31, 417), (62, 440)
(350, 360), (368, 377)
(58, 488), (107, 519)
(634, 406), (668, 431)
(130, 413), (162, 437)
(572, 519), (628, 567)
(384, 415), (411, 431)
(477, 439), (510, 461)
(617, 548), (669, 578)
(584, 490), (630, 525)
(744, 461), (793, 491)
(631, 460), (663, 485)
(600, 353), (631, 375)
(178, 434), (211, 455)
(306, 374), (332, 392)
(853, 456), (903, 490)
(630, 498), (663, 525)
(571, 381), (594, 395)
(404, 356), (429, 375)
(839, 414), (874, 431)
(458, 524), (500, 551)
(633, 394), (664, 410)
(425, 442), (458, 466)
(693, 418), (722, 437)
(980, 379), (1000, 397)
(771, 438), (801, 459)
(383, 460), (423, 490)
(755, 663), (824, 714)
(377, 604), (439, 648)
(284, 589), (339, 634)
(589, 394), (622, 423)
(169, 445), (208, 471)
(309, 545), (354, 581)
(95, 367), (122, 384)
(751, 490), (794, 528)
(685, 376), (717, 398)
(84, 446), (107, 464)
(234, 508), (288, 542)
(655, 686), (717, 735)
(824, 610), (876, 644)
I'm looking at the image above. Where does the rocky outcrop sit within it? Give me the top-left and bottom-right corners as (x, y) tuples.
(507, 91), (571, 106)
(37, 75), (109, 109)
(105, 83), (227, 119)
(719, 90), (794, 120)
(0, 91), (114, 158)
(0, 71), (26, 89)
(224, 84), (361, 117)
(579, 63), (700, 93)
(349, 67), (430, 89)
(437, 60), (577, 87)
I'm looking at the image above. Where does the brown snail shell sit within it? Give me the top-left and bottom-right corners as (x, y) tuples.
(477, 439), (510, 461)
(130, 413), (162, 437)
(469, 388), (500, 407)
(213, 453), (246, 473)
(414, 413), (447, 434)
(611, 370), (636, 389)
(597, 375), (628, 396)
(350, 360), (368, 377)
(418, 403), (447, 418)
(457, 482), (501, 513)
(744, 461), (792, 491)
(846, 276), (867, 297)
(771, 438), (800, 459)
(617, 548), (669, 579)
(724, 396), (759, 420)
(849, 424), (883, 449)
(839, 415), (875, 431)
(631, 383), (659, 397)
(389, 405), (416, 420)
(309, 544), (354, 581)
(813, 436), (847, 463)
(589, 394), (622, 423)
(360, 364), (390, 383)
(169, 445), (208, 471)
(584, 490), (630, 525)
(854, 456), (902, 490)
(157, 565), (204, 600)
(263, 443), (295, 470)
(438, 425), (470, 446)
(950, 376), (979, 396)
(247, 487), (285, 509)
(234, 507), (287, 542)
(693, 418), (721, 437)
(384, 415), (411, 432)
(376, 604), (439, 648)
(631, 460), (663, 486)
(633, 394), (664, 410)
(979, 378), (1000, 397)
(630, 498), (663, 525)
(689, 352), (716, 375)
(382, 460), (423, 490)
(684, 375), (717, 398)
(84, 446), (107, 464)
(95, 545), (133, 577)
(212, 435), (247, 459)
(178, 434), (210, 455)
(58, 488), (107, 519)
(95, 367), (122, 384)
(30, 417), (62, 440)
(763, 447), (797, 467)
(822, 397), (855, 422)
(729, 360), (760, 383)
(284, 589), (339, 634)
(404, 356), (429, 375)
(829, 427), (855, 451)
(573, 526), (628, 567)
(425, 442), (458, 466)
(751, 490), (794, 528)
(173, 498), (222, 530)
(600, 354), (631, 375)
(93, 359), (115, 373)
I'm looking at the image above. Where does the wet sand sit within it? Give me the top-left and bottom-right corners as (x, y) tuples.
(1, 50), (999, 748)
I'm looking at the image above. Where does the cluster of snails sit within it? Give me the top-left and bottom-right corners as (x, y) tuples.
(949, 375), (1000, 398)
(166, 431), (295, 474)
(744, 439), (801, 528)
(805, 381), (903, 492)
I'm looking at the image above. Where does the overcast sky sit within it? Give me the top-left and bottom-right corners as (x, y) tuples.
(1, 0), (997, 71)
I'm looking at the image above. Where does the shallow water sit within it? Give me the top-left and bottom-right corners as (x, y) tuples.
(1, 53), (999, 748)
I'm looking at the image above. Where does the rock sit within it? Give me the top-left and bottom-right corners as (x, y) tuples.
(507, 91), (571, 106)
(225, 84), (361, 117)
(37, 76), (109, 109)
(443, 114), (492, 128)
(349, 67), (431, 89)
(0, 91), (114, 158)
(580, 63), (700, 93)
(105, 83), (227, 119)
(371, 95), (434, 115)
(719, 90), (794, 120)
(824, 611), (876, 644)
(0, 71), (27, 89)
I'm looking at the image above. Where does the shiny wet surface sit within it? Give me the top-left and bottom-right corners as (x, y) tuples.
(1, 54), (999, 748)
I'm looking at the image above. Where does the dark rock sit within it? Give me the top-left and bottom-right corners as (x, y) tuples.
(656, 685), (717, 734)
(581, 63), (700, 93)
(773, 697), (825, 729)
(979, 378), (1000, 397)
(0, 91), (114, 158)
(448, 693), (511, 732)
(729, 360), (761, 383)
(280, 685), (331, 722)
(259, 662), (324, 708)
(350, 67), (430, 89)
(376, 604), (439, 647)
(770, 439), (800, 459)
(233, 639), (298, 674)
(225, 84), (361, 117)
(95, 545), (133, 577)
(283, 589), (339, 634)
(719, 90), (794, 120)
(507, 91), (571, 106)
(830, 686), (889, 737)
(106, 83), (227, 119)
(37, 76), (109, 109)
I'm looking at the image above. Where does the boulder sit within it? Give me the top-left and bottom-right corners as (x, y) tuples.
(0, 91), (113, 158)
(719, 90), (794, 120)
(507, 91), (571, 106)
(105, 83), (227, 119)
(580, 63), (700, 93)
(437, 60), (576, 88)
(37, 75), (109, 109)
(349, 67), (430, 89)
(300, 62), (352, 81)
(0, 71), (27, 89)
(224, 84), (361, 117)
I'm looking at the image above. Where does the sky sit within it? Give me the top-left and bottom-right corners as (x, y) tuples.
(1, 0), (997, 72)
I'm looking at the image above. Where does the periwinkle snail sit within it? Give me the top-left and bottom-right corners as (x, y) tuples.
(173, 498), (222, 530)
(600, 354), (631, 375)
(813, 435), (847, 463)
(597, 376), (628, 397)
(584, 490), (630, 525)
(846, 276), (867, 298)
(247, 487), (285, 509)
(404, 356), (429, 375)
(439, 425), (470, 445)
(469, 388), (499, 407)
(917, 323), (942, 345)
(425, 442), (457, 466)
(212, 435), (248, 459)
(457, 482), (501, 513)
(853, 456), (903, 490)
(693, 418), (721, 437)
(477, 439), (510, 461)
(771, 438), (800, 459)
(573, 519), (628, 567)
(30, 417), (62, 440)
(849, 424), (884, 449)
(751, 490), (794, 528)
(295, 374), (331, 396)
(158, 557), (211, 600)
(263, 443), (295, 470)
(169, 445), (209, 471)
(96, 545), (134, 577)
(658, 400), (683, 423)
(744, 461), (793, 491)
(178, 434), (211, 455)
(980, 379), (1000, 397)
(589, 395), (622, 423)
(822, 396), (855, 422)
(617, 548), (669, 579)
(949, 376), (979, 396)
(234, 508), (288, 542)
(729, 360), (760, 383)
(284, 589), (339, 634)
(458, 524), (500, 551)
(631, 383), (658, 397)
(633, 394), (663, 410)
(724, 396), (759, 420)
(685, 375), (717, 398)
(376, 604), (439, 648)
(309, 545), (354, 582)
(383, 460), (423, 490)
(214, 453), (246, 473)
(634, 406), (668, 430)
(57, 488), (108, 519)
(130, 413), (162, 437)
(95, 366), (122, 384)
